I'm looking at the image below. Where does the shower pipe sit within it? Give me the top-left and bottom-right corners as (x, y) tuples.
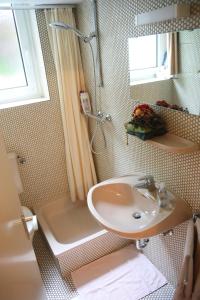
(92, 0), (103, 87)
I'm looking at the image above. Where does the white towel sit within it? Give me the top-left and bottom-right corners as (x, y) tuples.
(173, 219), (200, 300)
(193, 218), (200, 300)
(72, 244), (167, 300)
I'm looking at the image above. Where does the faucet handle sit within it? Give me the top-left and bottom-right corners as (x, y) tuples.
(138, 175), (155, 187)
(138, 175), (155, 184)
(136, 175), (156, 192)
(158, 182), (167, 196)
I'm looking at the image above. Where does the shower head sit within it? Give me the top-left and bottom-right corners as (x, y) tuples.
(49, 21), (96, 43)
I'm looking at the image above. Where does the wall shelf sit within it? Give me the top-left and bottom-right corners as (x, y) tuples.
(146, 133), (199, 154)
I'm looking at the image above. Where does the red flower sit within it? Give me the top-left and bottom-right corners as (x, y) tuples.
(132, 103), (154, 117)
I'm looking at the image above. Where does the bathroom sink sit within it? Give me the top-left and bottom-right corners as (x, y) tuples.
(87, 175), (192, 239)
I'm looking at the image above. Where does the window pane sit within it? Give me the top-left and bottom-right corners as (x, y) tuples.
(129, 35), (157, 70)
(0, 11), (27, 90)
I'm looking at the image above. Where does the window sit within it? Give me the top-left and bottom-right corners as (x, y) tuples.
(0, 9), (49, 109)
(129, 33), (170, 85)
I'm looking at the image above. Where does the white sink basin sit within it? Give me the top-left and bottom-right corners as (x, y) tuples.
(87, 175), (192, 239)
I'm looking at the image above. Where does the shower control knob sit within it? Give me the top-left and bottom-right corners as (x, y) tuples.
(105, 114), (112, 122)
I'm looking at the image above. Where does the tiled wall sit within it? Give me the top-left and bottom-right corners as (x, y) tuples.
(130, 78), (173, 104)
(76, 0), (200, 287)
(0, 11), (69, 210)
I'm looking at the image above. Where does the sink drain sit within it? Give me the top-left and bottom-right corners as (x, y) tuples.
(132, 212), (142, 219)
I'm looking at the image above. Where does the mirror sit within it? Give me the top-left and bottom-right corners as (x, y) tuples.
(129, 29), (200, 116)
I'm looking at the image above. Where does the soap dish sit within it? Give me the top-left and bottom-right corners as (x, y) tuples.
(146, 133), (199, 154)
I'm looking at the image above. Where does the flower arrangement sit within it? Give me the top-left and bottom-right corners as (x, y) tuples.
(125, 103), (167, 141)
(156, 100), (189, 113)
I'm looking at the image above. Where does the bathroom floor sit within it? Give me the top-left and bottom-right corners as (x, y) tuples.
(33, 231), (175, 300)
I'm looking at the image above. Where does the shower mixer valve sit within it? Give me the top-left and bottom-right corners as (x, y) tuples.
(97, 111), (112, 123)
(86, 111), (112, 123)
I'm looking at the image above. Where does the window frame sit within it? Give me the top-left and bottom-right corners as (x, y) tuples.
(129, 33), (171, 85)
(0, 9), (49, 109)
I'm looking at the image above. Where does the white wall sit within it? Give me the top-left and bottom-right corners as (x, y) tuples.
(173, 29), (200, 115)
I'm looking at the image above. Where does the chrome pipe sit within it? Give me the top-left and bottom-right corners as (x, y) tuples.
(92, 0), (103, 87)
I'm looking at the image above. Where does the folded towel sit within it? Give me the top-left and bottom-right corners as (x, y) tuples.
(72, 244), (167, 300)
(173, 220), (194, 300)
(173, 219), (200, 300)
(192, 219), (200, 300)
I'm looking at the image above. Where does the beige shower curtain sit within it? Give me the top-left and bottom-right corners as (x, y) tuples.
(45, 8), (97, 202)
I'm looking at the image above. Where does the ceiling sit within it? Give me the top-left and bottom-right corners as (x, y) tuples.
(2, 0), (83, 6)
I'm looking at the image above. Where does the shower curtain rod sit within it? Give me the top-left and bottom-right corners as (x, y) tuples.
(0, 4), (76, 10)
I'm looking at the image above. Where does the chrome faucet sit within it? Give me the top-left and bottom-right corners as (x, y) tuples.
(157, 182), (170, 208)
(135, 176), (171, 208)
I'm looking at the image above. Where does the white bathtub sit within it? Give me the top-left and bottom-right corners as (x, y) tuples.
(36, 197), (106, 256)
(36, 197), (130, 276)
